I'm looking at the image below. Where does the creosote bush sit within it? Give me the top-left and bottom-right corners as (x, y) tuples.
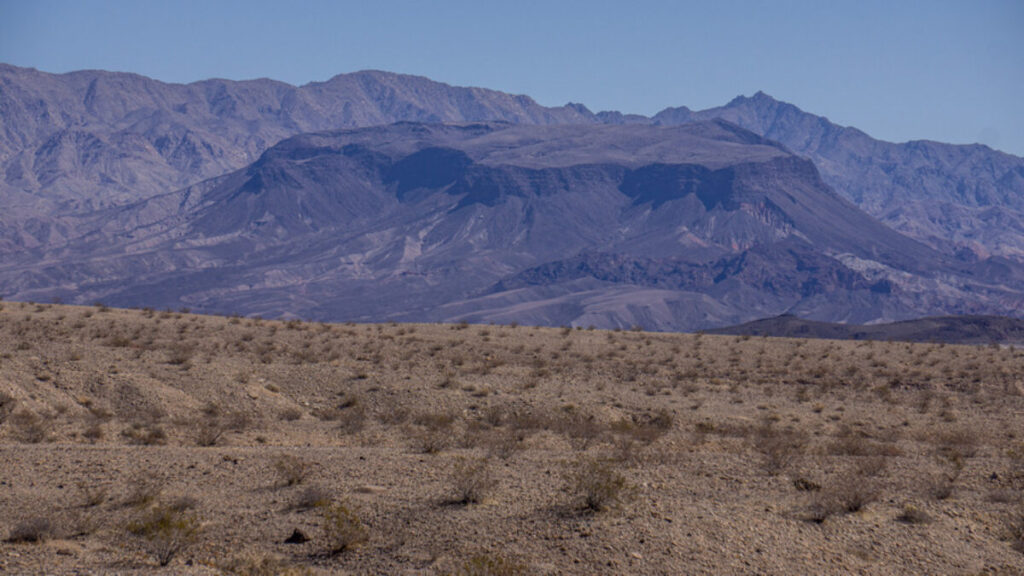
(274, 454), (312, 487)
(754, 423), (806, 476)
(565, 457), (631, 512)
(450, 457), (497, 505)
(320, 500), (368, 555)
(124, 473), (166, 508)
(127, 504), (201, 566)
(217, 553), (313, 576)
(5, 517), (52, 543)
(896, 503), (932, 525)
(121, 422), (167, 446)
(1009, 505), (1024, 554)
(453, 553), (530, 576)
(292, 485), (332, 510)
(805, 469), (880, 523)
(9, 409), (51, 443)
(0, 391), (17, 423)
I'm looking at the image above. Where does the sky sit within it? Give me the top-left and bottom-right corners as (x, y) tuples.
(1, 0), (1022, 155)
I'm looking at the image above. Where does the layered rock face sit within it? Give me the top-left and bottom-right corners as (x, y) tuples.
(5, 121), (1022, 330)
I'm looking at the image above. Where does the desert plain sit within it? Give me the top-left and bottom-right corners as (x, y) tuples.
(0, 301), (1022, 574)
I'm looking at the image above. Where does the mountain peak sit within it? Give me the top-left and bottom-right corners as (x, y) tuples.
(726, 90), (779, 108)
(565, 102), (592, 115)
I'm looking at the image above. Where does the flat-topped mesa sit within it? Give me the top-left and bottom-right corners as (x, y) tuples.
(7, 118), (1021, 330)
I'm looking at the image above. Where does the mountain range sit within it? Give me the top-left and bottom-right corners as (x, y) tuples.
(2, 63), (1023, 330)
(707, 314), (1024, 345)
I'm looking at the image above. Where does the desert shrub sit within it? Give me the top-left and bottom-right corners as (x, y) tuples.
(551, 407), (604, 451)
(166, 494), (199, 512)
(377, 404), (410, 426)
(926, 469), (959, 501)
(191, 409), (249, 447)
(166, 343), (196, 366)
(124, 473), (166, 508)
(1007, 443), (1024, 489)
(63, 508), (100, 537)
(989, 488), (1021, 504)
(414, 411), (457, 429)
(792, 477), (821, 492)
(483, 427), (528, 460)
(610, 409), (675, 449)
(925, 448), (965, 500)
(453, 553), (530, 576)
(415, 428), (453, 454)
(217, 553), (313, 576)
(127, 504), (201, 566)
(754, 425), (806, 476)
(805, 469), (879, 523)
(1009, 506), (1024, 554)
(273, 454), (311, 487)
(279, 407), (303, 421)
(77, 481), (109, 507)
(481, 405), (510, 428)
(854, 455), (891, 478)
(827, 426), (900, 457)
(121, 422), (167, 445)
(194, 418), (227, 447)
(81, 417), (105, 442)
(320, 500), (368, 555)
(565, 457), (631, 513)
(412, 411), (457, 454)
(292, 485), (332, 510)
(931, 426), (979, 460)
(335, 405), (367, 435)
(5, 516), (52, 543)
(104, 334), (134, 348)
(450, 457), (497, 505)
(9, 409), (52, 443)
(0, 391), (17, 423)
(896, 503), (932, 524)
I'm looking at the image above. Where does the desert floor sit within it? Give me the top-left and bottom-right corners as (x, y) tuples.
(0, 302), (1022, 574)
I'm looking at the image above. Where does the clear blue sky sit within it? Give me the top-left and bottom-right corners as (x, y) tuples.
(2, 0), (1022, 155)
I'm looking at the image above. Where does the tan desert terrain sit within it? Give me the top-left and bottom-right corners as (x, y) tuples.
(0, 301), (1022, 574)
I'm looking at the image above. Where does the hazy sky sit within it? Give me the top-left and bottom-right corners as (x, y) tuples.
(2, 0), (1022, 155)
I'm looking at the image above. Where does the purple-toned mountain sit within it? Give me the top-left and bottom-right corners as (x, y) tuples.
(653, 92), (1024, 260)
(0, 64), (591, 251)
(5, 121), (1022, 330)
(3, 64), (1024, 329)
(3, 64), (1024, 263)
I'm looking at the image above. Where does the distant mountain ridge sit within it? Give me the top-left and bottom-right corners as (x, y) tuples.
(708, 314), (1024, 345)
(3, 64), (1024, 330)
(3, 64), (1023, 259)
(652, 92), (1024, 260)
(5, 120), (1023, 331)
(0, 64), (591, 250)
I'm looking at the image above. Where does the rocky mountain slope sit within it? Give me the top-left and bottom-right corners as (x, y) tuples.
(3, 64), (1024, 329)
(654, 93), (1024, 259)
(0, 64), (591, 251)
(3, 64), (1023, 261)
(5, 121), (1023, 330)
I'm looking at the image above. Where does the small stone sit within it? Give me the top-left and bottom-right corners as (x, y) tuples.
(284, 529), (309, 544)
